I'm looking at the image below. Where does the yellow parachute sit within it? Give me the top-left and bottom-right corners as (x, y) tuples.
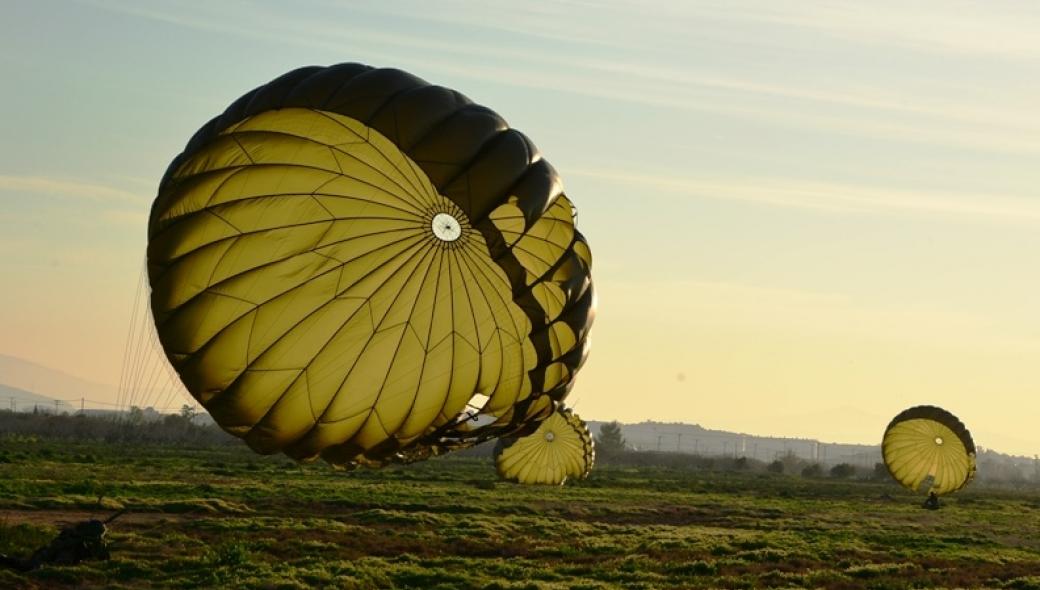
(495, 407), (594, 485)
(147, 63), (594, 468)
(881, 405), (976, 496)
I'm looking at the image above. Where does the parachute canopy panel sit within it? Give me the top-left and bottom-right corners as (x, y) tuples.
(147, 63), (595, 468)
(882, 405), (976, 496)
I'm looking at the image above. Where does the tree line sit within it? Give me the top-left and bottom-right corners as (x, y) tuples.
(593, 420), (1040, 486)
(0, 407), (236, 447)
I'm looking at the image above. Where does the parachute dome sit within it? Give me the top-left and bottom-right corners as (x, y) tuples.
(495, 406), (594, 485)
(881, 405), (976, 496)
(147, 63), (595, 468)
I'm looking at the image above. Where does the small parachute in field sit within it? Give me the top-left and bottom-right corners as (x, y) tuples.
(494, 406), (594, 485)
(146, 63), (595, 468)
(881, 405), (976, 496)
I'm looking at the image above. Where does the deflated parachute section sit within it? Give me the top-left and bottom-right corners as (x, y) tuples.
(882, 405), (976, 496)
(495, 406), (594, 485)
(147, 63), (595, 468)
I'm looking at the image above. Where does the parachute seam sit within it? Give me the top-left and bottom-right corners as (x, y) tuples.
(172, 231), (431, 383)
(231, 135), (256, 164)
(301, 251), (447, 441)
(157, 214), (420, 271)
(440, 129), (524, 199)
(302, 238), (440, 434)
(469, 228), (553, 394)
(316, 67), (371, 111)
(515, 234), (589, 306)
(424, 242), (488, 430)
(224, 127), (434, 213)
(447, 245), (529, 433)
(368, 86), (465, 154)
(241, 236), (436, 443)
(205, 209), (244, 235)
(454, 245), (527, 364)
(359, 237), (443, 444)
(153, 140), (433, 242)
(391, 249), (449, 441)
(155, 225), (428, 329)
(379, 91), (473, 156)
(307, 111), (432, 206)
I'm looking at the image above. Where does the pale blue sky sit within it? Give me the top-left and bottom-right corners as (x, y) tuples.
(2, 1), (1039, 453)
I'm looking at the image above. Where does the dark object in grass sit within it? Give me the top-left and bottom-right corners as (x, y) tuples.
(0, 510), (124, 572)
(923, 492), (941, 510)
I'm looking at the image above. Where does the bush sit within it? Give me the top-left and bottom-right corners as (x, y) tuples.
(873, 462), (890, 480)
(595, 421), (628, 456)
(801, 463), (823, 478)
(830, 463), (856, 479)
(0, 411), (237, 447)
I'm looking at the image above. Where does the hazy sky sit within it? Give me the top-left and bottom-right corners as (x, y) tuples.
(2, 1), (1039, 454)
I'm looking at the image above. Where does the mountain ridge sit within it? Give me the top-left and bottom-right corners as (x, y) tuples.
(0, 353), (115, 404)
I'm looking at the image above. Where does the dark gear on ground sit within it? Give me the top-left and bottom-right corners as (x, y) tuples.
(923, 492), (941, 510)
(0, 510), (123, 572)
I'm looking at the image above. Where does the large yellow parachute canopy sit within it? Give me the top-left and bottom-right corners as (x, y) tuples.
(495, 407), (594, 485)
(147, 63), (595, 468)
(881, 406), (976, 496)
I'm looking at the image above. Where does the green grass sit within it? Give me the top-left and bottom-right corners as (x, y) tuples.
(2, 438), (1040, 589)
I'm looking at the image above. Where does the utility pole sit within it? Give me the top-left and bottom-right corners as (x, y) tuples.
(656, 435), (662, 452)
(80, 397), (85, 415)
(9, 397), (14, 412)
(676, 433), (683, 452)
(54, 399), (60, 414)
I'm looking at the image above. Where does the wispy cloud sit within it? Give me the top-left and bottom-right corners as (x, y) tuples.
(725, 1), (1040, 60)
(0, 175), (149, 250)
(570, 167), (1040, 223)
(328, 1), (1040, 62)
(0, 175), (145, 203)
(101, 209), (148, 226)
(78, 0), (567, 67)
(80, 0), (1040, 156)
(315, 0), (619, 47)
(576, 58), (1040, 136)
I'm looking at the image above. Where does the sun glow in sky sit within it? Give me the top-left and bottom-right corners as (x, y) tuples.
(2, 1), (1039, 454)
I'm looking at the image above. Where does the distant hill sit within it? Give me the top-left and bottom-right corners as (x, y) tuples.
(588, 420), (883, 467)
(0, 353), (114, 403)
(0, 382), (59, 411)
(587, 420), (1037, 482)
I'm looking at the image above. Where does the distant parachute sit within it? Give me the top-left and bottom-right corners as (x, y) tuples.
(147, 63), (595, 468)
(495, 406), (594, 485)
(882, 406), (976, 496)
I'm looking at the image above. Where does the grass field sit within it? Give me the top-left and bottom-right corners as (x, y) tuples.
(3, 438), (1040, 589)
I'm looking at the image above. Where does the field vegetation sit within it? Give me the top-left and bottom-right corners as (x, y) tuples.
(2, 412), (1040, 589)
